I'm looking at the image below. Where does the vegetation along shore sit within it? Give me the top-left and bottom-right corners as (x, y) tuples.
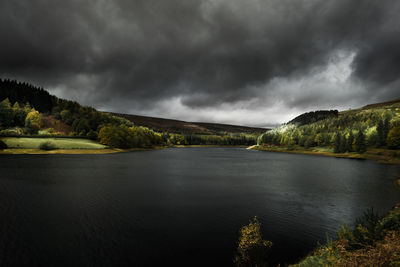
(1, 79), (399, 160)
(234, 204), (400, 266)
(0, 79), (260, 154)
(252, 98), (400, 165)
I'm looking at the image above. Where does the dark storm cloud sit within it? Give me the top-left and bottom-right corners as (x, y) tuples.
(0, 0), (399, 125)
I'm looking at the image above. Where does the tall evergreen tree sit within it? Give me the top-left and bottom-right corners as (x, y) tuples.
(0, 98), (14, 127)
(339, 135), (347, 153)
(355, 130), (366, 153)
(383, 118), (390, 144)
(346, 132), (354, 152)
(376, 119), (384, 146)
(377, 119), (390, 147)
(334, 133), (341, 153)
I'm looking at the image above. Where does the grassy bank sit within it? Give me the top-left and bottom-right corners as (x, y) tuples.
(173, 145), (248, 148)
(1, 137), (106, 149)
(0, 147), (163, 154)
(0, 148), (120, 154)
(249, 145), (400, 165)
(0, 137), (166, 154)
(290, 204), (400, 267)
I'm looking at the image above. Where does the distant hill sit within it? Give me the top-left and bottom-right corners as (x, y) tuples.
(0, 78), (266, 136)
(109, 113), (267, 135)
(258, 97), (400, 150)
(361, 98), (400, 110)
(287, 110), (339, 126)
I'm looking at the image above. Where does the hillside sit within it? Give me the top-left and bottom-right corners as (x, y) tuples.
(0, 79), (261, 148)
(109, 112), (267, 135)
(256, 98), (400, 162)
(361, 98), (400, 110)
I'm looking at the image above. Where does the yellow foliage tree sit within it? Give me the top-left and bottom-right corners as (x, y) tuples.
(25, 110), (42, 131)
(234, 217), (273, 267)
(387, 126), (400, 149)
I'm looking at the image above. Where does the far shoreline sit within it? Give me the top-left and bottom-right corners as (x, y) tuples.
(0, 147), (165, 155)
(248, 145), (400, 165)
(2, 144), (399, 168)
(0, 145), (249, 155)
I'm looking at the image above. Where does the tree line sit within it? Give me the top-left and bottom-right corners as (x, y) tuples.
(1, 79), (257, 148)
(258, 107), (400, 152)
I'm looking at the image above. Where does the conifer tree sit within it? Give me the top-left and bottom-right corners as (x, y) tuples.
(383, 118), (390, 144)
(346, 132), (354, 152)
(334, 133), (341, 153)
(0, 98), (14, 127)
(339, 135), (347, 153)
(355, 130), (366, 153)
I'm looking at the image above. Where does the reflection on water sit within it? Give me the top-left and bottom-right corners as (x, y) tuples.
(0, 148), (399, 266)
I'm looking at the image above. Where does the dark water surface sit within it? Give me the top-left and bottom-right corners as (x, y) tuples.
(0, 148), (399, 266)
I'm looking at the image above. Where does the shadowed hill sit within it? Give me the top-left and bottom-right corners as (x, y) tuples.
(109, 113), (267, 135)
(360, 98), (400, 110)
(0, 78), (267, 137)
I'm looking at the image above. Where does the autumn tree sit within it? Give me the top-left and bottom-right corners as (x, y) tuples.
(386, 126), (400, 149)
(25, 110), (42, 132)
(234, 217), (272, 267)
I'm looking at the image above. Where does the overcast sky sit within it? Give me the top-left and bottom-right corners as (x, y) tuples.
(1, 0), (399, 127)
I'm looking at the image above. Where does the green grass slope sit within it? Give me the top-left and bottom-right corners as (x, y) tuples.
(1, 137), (106, 149)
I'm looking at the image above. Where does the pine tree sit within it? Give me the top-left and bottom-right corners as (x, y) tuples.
(355, 130), (366, 153)
(0, 98), (14, 127)
(376, 119), (389, 147)
(346, 132), (354, 152)
(383, 118), (390, 145)
(339, 135), (347, 153)
(334, 133), (341, 153)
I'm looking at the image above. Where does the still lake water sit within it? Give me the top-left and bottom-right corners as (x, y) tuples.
(0, 147), (399, 266)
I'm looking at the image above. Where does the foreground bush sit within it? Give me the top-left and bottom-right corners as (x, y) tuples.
(39, 141), (57, 150)
(292, 204), (400, 267)
(233, 217), (273, 267)
(0, 140), (7, 149)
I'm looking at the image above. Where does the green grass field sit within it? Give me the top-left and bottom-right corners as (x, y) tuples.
(1, 137), (107, 149)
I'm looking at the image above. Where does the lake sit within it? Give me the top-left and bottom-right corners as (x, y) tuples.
(0, 147), (399, 266)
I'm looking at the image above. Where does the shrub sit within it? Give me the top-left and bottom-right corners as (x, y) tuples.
(87, 130), (98, 140)
(39, 141), (57, 150)
(338, 208), (383, 250)
(377, 212), (400, 232)
(0, 128), (24, 136)
(0, 140), (8, 149)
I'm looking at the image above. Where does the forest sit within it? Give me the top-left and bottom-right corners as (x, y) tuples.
(257, 102), (400, 152)
(0, 79), (257, 148)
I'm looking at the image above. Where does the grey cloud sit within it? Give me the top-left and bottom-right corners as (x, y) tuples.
(0, 0), (399, 125)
